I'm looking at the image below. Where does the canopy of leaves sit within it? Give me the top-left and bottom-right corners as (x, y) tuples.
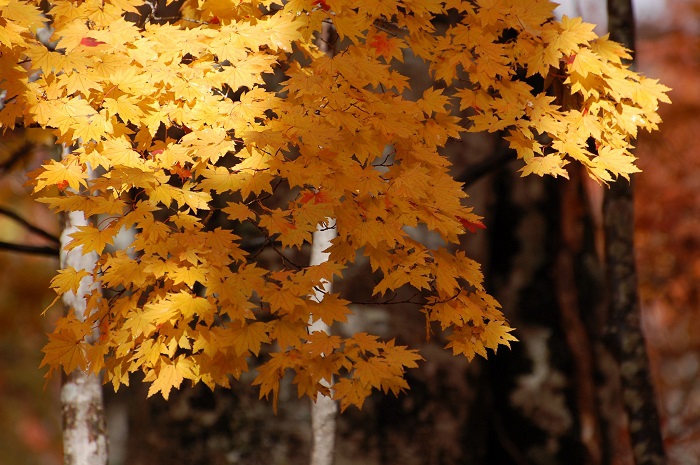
(0, 0), (668, 410)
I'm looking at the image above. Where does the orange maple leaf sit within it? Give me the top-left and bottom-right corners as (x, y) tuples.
(171, 162), (192, 182)
(299, 189), (330, 205)
(368, 33), (403, 62)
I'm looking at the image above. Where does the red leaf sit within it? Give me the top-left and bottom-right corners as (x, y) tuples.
(299, 190), (330, 204)
(369, 34), (392, 56)
(457, 216), (486, 233)
(57, 180), (69, 191)
(171, 162), (192, 182)
(209, 16), (220, 24)
(80, 37), (105, 47)
(313, 0), (330, 11)
(299, 189), (329, 205)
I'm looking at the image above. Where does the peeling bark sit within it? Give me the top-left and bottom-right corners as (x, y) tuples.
(604, 2), (667, 464)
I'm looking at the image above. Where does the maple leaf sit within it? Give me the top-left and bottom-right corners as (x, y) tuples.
(50, 267), (91, 295)
(368, 33), (404, 62)
(39, 310), (92, 374)
(333, 377), (372, 411)
(482, 319), (518, 351)
(520, 154), (570, 179)
(34, 159), (87, 192)
(418, 87), (450, 116)
(145, 356), (194, 400)
(229, 322), (270, 356)
(66, 225), (115, 255)
(305, 332), (342, 358)
(354, 357), (395, 389)
(309, 293), (351, 326)
(269, 318), (308, 349)
(457, 216), (486, 233)
(253, 352), (293, 413)
(40, 327), (89, 375)
(299, 189), (331, 205)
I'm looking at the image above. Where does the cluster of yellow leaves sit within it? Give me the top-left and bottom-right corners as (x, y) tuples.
(0, 0), (668, 409)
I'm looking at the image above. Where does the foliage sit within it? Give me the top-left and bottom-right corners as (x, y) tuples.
(0, 0), (668, 411)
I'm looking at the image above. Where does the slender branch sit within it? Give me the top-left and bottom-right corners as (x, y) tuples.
(0, 206), (60, 243)
(266, 235), (303, 270)
(0, 241), (59, 256)
(351, 289), (461, 307)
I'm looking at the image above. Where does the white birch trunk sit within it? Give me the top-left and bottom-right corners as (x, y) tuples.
(309, 221), (338, 465)
(309, 19), (339, 465)
(59, 148), (108, 465)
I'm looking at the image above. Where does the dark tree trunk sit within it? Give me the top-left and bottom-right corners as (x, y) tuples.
(483, 160), (612, 465)
(604, 1), (667, 464)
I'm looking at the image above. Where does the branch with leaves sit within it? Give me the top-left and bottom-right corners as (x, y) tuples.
(0, 0), (668, 412)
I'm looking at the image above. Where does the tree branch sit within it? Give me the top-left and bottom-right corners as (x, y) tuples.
(0, 206), (60, 243)
(0, 141), (32, 175)
(0, 241), (59, 256)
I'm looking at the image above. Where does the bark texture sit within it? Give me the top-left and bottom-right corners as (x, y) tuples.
(604, 1), (667, 464)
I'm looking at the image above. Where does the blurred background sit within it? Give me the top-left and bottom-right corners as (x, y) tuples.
(2, 0), (700, 464)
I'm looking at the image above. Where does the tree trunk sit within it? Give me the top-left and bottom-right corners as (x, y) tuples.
(309, 20), (340, 465)
(604, 2), (667, 464)
(309, 221), (338, 465)
(59, 154), (108, 465)
(482, 156), (618, 465)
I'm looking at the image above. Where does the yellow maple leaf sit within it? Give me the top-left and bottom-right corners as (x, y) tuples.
(519, 154), (570, 179)
(40, 330), (88, 375)
(50, 267), (91, 295)
(145, 356), (190, 400)
(229, 322), (270, 356)
(333, 377), (372, 411)
(66, 225), (115, 255)
(482, 319), (517, 351)
(34, 159), (87, 192)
